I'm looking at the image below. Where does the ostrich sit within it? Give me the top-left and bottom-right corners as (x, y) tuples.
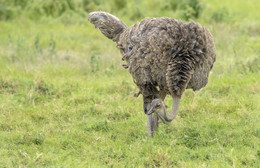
(88, 12), (216, 136)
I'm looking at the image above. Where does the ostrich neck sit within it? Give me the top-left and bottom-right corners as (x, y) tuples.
(159, 96), (180, 124)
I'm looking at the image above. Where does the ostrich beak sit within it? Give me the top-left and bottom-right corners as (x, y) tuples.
(147, 106), (155, 115)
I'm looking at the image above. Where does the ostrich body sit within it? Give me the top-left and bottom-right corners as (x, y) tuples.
(88, 12), (216, 136)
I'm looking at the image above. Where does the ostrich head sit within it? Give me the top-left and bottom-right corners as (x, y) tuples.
(147, 99), (170, 124)
(147, 97), (180, 124)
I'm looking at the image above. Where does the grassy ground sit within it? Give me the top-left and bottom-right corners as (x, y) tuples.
(0, 0), (260, 167)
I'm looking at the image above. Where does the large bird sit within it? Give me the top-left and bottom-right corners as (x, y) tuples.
(88, 11), (216, 136)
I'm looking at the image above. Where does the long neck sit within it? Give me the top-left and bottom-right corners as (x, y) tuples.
(159, 95), (180, 124)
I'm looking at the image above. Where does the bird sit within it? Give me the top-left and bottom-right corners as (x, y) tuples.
(88, 11), (216, 136)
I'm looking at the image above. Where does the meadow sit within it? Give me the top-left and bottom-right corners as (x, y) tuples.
(0, 0), (259, 167)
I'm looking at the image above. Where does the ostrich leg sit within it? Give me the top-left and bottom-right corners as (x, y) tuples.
(147, 114), (153, 137)
(143, 96), (154, 136)
(152, 113), (159, 133)
(143, 96), (160, 137)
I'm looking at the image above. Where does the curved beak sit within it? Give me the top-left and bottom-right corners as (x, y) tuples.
(147, 106), (155, 115)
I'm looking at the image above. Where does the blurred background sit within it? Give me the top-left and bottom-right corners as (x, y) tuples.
(0, 0), (259, 167)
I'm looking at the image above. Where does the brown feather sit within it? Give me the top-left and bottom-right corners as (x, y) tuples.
(89, 12), (216, 98)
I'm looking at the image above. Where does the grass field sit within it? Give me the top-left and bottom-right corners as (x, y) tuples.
(0, 0), (260, 167)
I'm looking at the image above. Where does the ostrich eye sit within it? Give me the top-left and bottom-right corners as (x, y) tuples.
(128, 46), (133, 51)
(156, 104), (161, 108)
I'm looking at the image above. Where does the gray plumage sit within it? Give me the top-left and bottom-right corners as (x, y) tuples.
(88, 11), (216, 136)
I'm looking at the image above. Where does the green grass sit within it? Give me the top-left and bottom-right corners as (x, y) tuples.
(0, 0), (260, 167)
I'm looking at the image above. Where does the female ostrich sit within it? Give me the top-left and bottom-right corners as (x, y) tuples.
(88, 12), (216, 136)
